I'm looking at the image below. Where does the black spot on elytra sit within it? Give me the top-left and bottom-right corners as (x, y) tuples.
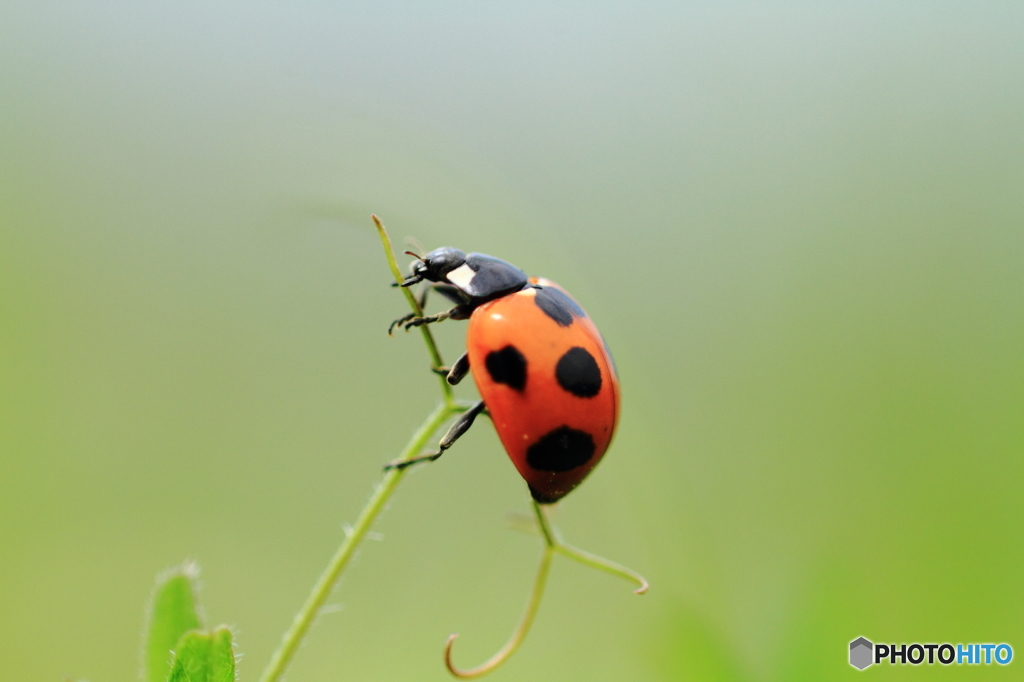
(533, 287), (585, 327)
(526, 426), (595, 472)
(555, 347), (602, 398)
(485, 345), (527, 391)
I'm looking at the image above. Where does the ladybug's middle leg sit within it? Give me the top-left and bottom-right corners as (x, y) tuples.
(384, 399), (487, 471)
(430, 351), (470, 385)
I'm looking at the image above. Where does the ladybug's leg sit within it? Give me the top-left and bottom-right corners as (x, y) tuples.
(387, 283), (442, 335)
(402, 300), (474, 331)
(402, 308), (452, 330)
(390, 286), (471, 334)
(383, 400), (486, 471)
(430, 351), (470, 385)
(416, 283), (431, 309)
(447, 352), (471, 385)
(437, 399), (486, 449)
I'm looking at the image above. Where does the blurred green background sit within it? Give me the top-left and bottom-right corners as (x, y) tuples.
(2, 3), (1022, 681)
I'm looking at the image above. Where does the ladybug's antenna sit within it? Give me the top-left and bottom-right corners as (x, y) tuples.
(404, 235), (427, 258)
(389, 251), (426, 287)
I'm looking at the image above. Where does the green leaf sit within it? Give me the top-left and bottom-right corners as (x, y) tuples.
(168, 627), (236, 682)
(143, 562), (204, 682)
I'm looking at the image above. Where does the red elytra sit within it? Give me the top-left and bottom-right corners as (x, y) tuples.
(467, 278), (619, 503)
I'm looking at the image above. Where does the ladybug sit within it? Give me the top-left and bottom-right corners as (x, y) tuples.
(387, 247), (620, 503)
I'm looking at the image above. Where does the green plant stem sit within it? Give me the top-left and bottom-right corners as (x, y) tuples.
(373, 214), (453, 403)
(260, 216), (462, 682)
(532, 502), (648, 593)
(259, 400), (468, 682)
(532, 500), (558, 548)
(554, 543), (649, 594)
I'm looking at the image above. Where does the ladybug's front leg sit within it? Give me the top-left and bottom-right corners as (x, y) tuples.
(402, 308), (452, 330)
(389, 307), (453, 334)
(388, 285), (470, 334)
(402, 299), (474, 331)
(387, 284), (435, 336)
(384, 400), (486, 471)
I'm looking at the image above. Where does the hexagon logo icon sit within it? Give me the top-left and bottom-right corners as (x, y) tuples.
(850, 637), (873, 670)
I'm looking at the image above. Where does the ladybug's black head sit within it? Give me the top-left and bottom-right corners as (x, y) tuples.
(399, 247), (467, 287)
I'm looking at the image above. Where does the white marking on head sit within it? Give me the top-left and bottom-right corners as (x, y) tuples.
(446, 263), (476, 290)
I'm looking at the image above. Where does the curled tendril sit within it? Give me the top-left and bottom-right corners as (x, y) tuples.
(444, 545), (554, 679)
(443, 502), (648, 678)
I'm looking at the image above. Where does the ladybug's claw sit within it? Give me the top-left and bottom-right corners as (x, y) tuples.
(388, 312), (417, 336)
